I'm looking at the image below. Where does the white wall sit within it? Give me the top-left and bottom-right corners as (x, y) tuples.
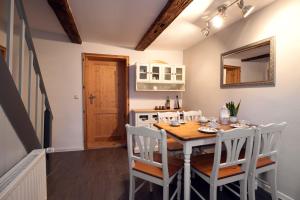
(32, 37), (183, 152)
(183, 0), (300, 198)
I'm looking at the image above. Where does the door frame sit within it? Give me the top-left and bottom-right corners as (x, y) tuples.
(82, 53), (129, 150)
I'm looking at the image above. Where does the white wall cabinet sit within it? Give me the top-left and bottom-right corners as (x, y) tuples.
(136, 63), (185, 91)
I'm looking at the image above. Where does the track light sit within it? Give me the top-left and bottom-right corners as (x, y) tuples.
(201, 22), (210, 37)
(211, 15), (223, 29)
(211, 5), (226, 29)
(238, 0), (255, 18)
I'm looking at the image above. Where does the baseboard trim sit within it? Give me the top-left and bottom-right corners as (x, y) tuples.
(48, 147), (84, 153)
(258, 182), (294, 200)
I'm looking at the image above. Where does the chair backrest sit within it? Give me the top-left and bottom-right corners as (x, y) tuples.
(183, 110), (202, 121)
(157, 111), (180, 123)
(251, 122), (287, 171)
(211, 127), (255, 182)
(125, 124), (169, 180)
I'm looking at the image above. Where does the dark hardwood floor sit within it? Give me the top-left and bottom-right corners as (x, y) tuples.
(47, 148), (271, 200)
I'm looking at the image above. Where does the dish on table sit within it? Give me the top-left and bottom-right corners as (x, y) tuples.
(230, 123), (250, 128)
(198, 127), (218, 134)
(179, 120), (186, 124)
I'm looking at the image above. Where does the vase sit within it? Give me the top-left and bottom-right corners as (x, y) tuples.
(229, 116), (238, 123)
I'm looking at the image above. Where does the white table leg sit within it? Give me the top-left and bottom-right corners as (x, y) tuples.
(183, 143), (192, 200)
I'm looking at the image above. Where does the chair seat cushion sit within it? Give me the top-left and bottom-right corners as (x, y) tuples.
(167, 138), (183, 151)
(191, 153), (243, 180)
(133, 153), (183, 179)
(239, 150), (275, 168)
(256, 157), (275, 168)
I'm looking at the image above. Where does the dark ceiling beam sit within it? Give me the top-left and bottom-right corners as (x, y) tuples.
(48, 0), (82, 44)
(135, 0), (193, 51)
(241, 53), (270, 62)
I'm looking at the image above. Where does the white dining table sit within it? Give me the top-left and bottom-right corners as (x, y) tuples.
(154, 122), (233, 200)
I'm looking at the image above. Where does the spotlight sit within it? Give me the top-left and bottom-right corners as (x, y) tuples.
(201, 22), (210, 37)
(211, 15), (223, 29)
(238, 0), (255, 18)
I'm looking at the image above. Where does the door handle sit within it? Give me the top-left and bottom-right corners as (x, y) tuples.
(89, 94), (96, 104)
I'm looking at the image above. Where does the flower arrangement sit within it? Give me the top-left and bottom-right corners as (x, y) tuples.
(226, 100), (241, 117)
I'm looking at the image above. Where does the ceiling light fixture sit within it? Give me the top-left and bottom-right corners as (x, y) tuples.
(201, 0), (255, 37)
(238, 0), (255, 18)
(211, 5), (227, 29)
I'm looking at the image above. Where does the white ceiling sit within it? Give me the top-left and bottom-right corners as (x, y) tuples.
(23, 0), (276, 50)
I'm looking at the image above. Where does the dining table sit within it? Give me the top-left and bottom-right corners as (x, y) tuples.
(154, 121), (234, 200)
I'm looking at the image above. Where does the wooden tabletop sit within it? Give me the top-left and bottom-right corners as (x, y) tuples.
(154, 122), (233, 141)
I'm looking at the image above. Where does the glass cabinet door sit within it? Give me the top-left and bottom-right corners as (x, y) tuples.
(139, 65), (148, 80)
(164, 66), (172, 81)
(151, 65), (160, 81)
(175, 67), (183, 81)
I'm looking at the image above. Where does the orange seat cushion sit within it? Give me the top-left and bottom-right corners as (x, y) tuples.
(256, 157), (275, 168)
(133, 153), (183, 179)
(167, 138), (183, 151)
(191, 153), (243, 179)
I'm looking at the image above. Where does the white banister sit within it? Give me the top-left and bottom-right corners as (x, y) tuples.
(35, 74), (39, 131)
(18, 19), (26, 94)
(27, 50), (33, 115)
(40, 94), (45, 146)
(6, 0), (14, 73)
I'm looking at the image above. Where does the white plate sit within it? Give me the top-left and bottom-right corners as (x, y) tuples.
(230, 123), (250, 128)
(179, 120), (186, 124)
(170, 123), (180, 127)
(198, 127), (217, 134)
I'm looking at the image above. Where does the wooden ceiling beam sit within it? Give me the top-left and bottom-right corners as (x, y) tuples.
(48, 0), (82, 44)
(135, 0), (193, 51)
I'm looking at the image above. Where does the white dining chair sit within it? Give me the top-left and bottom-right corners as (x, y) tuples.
(248, 122), (287, 200)
(190, 127), (255, 200)
(126, 124), (183, 200)
(157, 112), (183, 153)
(183, 110), (202, 121)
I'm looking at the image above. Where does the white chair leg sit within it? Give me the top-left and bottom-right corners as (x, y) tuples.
(210, 184), (217, 200)
(149, 182), (153, 192)
(177, 170), (182, 200)
(248, 175), (256, 200)
(240, 180), (247, 200)
(163, 185), (169, 200)
(269, 168), (278, 200)
(129, 174), (135, 200)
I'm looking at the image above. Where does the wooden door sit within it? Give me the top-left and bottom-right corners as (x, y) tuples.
(225, 65), (241, 84)
(84, 56), (127, 149)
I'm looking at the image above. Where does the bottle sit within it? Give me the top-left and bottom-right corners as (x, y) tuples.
(219, 105), (230, 125)
(165, 96), (170, 110)
(174, 95), (180, 109)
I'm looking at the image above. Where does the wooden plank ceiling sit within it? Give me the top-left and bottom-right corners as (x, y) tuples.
(135, 0), (193, 51)
(48, 0), (82, 44)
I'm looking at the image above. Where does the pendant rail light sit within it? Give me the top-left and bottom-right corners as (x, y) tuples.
(201, 0), (255, 37)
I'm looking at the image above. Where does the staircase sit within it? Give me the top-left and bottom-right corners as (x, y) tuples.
(0, 0), (53, 156)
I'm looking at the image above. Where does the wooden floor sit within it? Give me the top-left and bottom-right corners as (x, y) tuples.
(47, 148), (271, 200)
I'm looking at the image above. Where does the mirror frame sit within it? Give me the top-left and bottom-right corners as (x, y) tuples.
(220, 37), (275, 88)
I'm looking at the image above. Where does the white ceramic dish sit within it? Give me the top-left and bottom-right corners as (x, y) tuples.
(179, 120), (186, 124)
(230, 123), (250, 128)
(198, 127), (217, 134)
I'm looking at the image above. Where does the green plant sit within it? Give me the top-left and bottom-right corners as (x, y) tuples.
(226, 100), (241, 117)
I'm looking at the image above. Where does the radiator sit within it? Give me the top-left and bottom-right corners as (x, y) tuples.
(0, 149), (47, 200)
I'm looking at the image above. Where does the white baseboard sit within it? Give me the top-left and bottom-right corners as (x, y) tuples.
(47, 146), (84, 153)
(258, 182), (294, 200)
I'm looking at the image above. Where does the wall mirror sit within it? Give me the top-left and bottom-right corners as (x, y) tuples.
(221, 37), (275, 88)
